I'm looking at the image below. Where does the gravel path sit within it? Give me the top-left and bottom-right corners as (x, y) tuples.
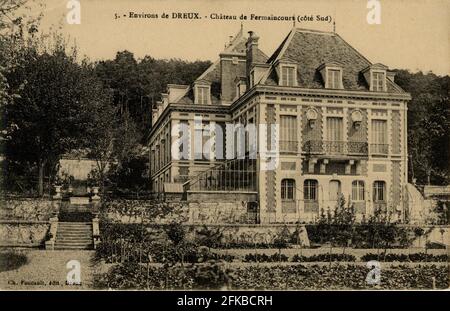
(0, 250), (99, 290)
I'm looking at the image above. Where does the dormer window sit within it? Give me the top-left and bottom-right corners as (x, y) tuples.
(362, 64), (388, 92)
(280, 65), (296, 86)
(372, 71), (385, 92)
(194, 83), (211, 105)
(318, 62), (344, 89)
(327, 69), (342, 89)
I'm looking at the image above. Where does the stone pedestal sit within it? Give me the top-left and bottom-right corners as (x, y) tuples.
(53, 185), (62, 199)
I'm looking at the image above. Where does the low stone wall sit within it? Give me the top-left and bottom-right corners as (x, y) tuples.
(412, 226), (450, 247)
(101, 199), (188, 223)
(0, 221), (50, 247)
(187, 192), (257, 224)
(184, 223), (309, 246)
(0, 198), (57, 221)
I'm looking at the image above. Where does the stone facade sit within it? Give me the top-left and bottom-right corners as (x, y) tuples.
(147, 27), (411, 224)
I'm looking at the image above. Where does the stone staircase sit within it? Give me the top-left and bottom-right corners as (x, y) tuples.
(54, 222), (93, 250)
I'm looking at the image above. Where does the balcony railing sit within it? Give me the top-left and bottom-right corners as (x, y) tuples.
(303, 140), (368, 155)
(279, 140), (298, 153)
(370, 144), (389, 155)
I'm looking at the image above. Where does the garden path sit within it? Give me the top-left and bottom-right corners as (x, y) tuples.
(0, 250), (99, 290)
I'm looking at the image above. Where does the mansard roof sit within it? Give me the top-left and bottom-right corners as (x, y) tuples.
(173, 28), (268, 105)
(262, 28), (405, 93)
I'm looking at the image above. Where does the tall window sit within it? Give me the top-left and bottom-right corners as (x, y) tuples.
(281, 179), (295, 201)
(372, 72), (385, 92)
(373, 181), (386, 202)
(304, 179), (318, 201)
(371, 119), (387, 153)
(327, 117), (343, 142)
(178, 121), (189, 160)
(327, 69), (342, 89)
(196, 86), (210, 105)
(194, 121), (210, 160)
(281, 66), (296, 86)
(280, 115), (297, 152)
(352, 180), (365, 201)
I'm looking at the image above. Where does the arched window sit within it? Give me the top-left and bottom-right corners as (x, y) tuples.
(281, 179), (295, 201)
(373, 181), (386, 202)
(304, 179), (318, 201)
(352, 180), (365, 201)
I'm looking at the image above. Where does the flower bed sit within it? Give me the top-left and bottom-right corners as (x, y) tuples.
(94, 263), (449, 290)
(244, 253), (289, 263)
(361, 252), (448, 262)
(291, 253), (356, 262)
(242, 253), (356, 262)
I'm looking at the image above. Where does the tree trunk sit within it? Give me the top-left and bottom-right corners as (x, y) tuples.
(38, 160), (45, 197)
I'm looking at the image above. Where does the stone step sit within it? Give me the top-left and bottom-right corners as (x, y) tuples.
(57, 230), (92, 235)
(55, 242), (93, 247)
(56, 239), (92, 243)
(56, 234), (92, 240)
(54, 220), (94, 250)
(54, 245), (92, 250)
(58, 225), (92, 229)
(56, 231), (92, 237)
(54, 239), (93, 244)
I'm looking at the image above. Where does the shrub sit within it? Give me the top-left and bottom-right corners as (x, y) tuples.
(94, 263), (449, 290)
(360, 252), (448, 262)
(291, 253), (356, 262)
(243, 253), (289, 263)
(0, 251), (28, 272)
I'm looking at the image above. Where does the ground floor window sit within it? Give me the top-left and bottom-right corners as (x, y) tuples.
(352, 180), (365, 201)
(304, 179), (318, 201)
(281, 179), (295, 200)
(373, 180), (386, 202)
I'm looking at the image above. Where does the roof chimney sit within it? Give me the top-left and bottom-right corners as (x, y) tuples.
(246, 31), (260, 87)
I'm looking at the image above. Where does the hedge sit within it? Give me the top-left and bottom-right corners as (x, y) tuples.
(94, 264), (449, 290)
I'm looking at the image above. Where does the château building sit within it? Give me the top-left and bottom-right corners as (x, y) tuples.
(147, 27), (411, 224)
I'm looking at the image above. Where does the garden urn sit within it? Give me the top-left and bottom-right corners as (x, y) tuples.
(92, 186), (100, 200)
(53, 185), (62, 199)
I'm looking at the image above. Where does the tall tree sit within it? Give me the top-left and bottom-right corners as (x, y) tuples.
(394, 70), (450, 185)
(4, 39), (112, 195)
(94, 52), (211, 133)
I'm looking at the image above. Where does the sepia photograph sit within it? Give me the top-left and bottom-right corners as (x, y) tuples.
(0, 0), (449, 298)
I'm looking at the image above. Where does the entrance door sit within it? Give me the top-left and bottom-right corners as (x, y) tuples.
(329, 180), (341, 201)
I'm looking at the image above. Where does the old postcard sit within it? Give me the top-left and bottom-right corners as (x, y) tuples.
(0, 0), (449, 296)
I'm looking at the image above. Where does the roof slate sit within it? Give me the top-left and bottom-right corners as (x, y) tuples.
(264, 28), (404, 93)
(175, 33), (267, 104)
(175, 27), (405, 106)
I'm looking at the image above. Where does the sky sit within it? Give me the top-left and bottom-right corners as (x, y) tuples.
(27, 0), (450, 75)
